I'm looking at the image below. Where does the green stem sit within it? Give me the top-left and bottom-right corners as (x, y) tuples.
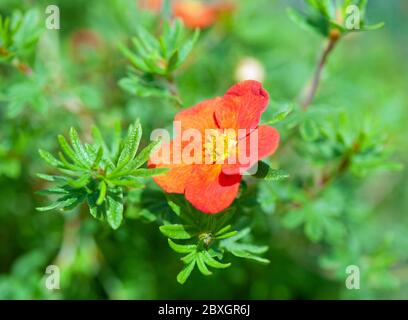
(299, 31), (340, 110)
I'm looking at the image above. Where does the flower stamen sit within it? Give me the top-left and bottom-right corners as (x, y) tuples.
(204, 129), (237, 164)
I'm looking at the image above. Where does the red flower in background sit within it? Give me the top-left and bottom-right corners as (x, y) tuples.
(137, 0), (235, 29)
(173, 0), (235, 29)
(172, 0), (217, 29)
(149, 81), (280, 214)
(138, 0), (163, 13)
(69, 29), (104, 62)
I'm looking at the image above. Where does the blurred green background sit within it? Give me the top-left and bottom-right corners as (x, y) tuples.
(0, 0), (407, 299)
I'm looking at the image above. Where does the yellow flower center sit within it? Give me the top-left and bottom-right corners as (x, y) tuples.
(204, 129), (237, 164)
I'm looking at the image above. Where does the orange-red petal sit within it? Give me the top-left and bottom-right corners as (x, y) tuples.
(215, 80), (269, 138)
(222, 125), (280, 175)
(185, 164), (241, 214)
(175, 97), (221, 136)
(148, 141), (193, 193)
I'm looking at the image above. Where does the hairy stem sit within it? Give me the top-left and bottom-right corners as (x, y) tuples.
(165, 74), (183, 109)
(299, 30), (341, 110)
(312, 139), (360, 198)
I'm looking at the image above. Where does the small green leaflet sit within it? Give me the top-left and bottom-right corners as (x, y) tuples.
(159, 224), (197, 240)
(266, 104), (293, 125)
(252, 161), (289, 181)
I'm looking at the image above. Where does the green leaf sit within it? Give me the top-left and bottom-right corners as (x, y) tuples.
(287, 8), (317, 34)
(58, 152), (85, 172)
(358, 0), (367, 18)
(229, 249), (270, 264)
(126, 139), (162, 171)
(306, 0), (330, 17)
(57, 135), (85, 168)
(159, 224), (196, 239)
(252, 161), (289, 181)
(67, 174), (91, 188)
(213, 224), (238, 240)
(200, 251), (230, 269)
(110, 121), (123, 161)
(118, 43), (149, 72)
(36, 187), (69, 195)
(196, 252), (212, 276)
(300, 119), (319, 141)
(177, 28), (200, 68)
(177, 260), (196, 284)
(36, 201), (63, 212)
(267, 104), (293, 125)
(91, 147), (103, 169)
(69, 127), (92, 166)
(117, 120), (142, 167)
(91, 126), (111, 157)
(106, 192), (124, 229)
(36, 173), (67, 182)
(214, 224), (232, 236)
(137, 27), (160, 53)
(168, 239), (197, 253)
(87, 193), (105, 220)
(282, 209), (306, 229)
(38, 149), (60, 167)
(166, 193), (188, 216)
(119, 76), (174, 100)
(221, 229), (270, 264)
(61, 193), (87, 211)
(96, 181), (107, 205)
(361, 22), (385, 31)
(234, 243), (269, 254)
(287, 7), (330, 37)
(107, 178), (145, 188)
(181, 251), (196, 264)
(129, 167), (168, 177)
(305, 218), (324, 242)
(167, 50), (179, 73)
(214, 231), (238, 240)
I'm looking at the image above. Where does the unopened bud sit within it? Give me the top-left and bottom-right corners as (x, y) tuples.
(235, 57), (265, 82)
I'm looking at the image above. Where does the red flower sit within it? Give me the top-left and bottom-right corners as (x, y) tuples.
(173, 0), (235, 29)
(149, 80), (280, 214)
(172, 0), (217, 29)
(138, 0), (163, 13)
(69, 29), (104, 62)
(138, 0), (235, 29)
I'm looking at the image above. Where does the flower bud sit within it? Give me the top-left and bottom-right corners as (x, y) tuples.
(235, 57), (265, 82)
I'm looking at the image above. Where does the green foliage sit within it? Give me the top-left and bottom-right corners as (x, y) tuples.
(252, 161), (290, 181)
(0, 0), (407, 300)
(0, 9), (42, 62)
(287, 0), (384, 38)
(119, 19), (199, 103)
(2, 70), (49, 117)
(37, 121), (167, 229)
(293, 107), (402, 177)
(265, 103), (294, 125)
(282, 188), (346, 243)
(160, 194), (270, 284)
